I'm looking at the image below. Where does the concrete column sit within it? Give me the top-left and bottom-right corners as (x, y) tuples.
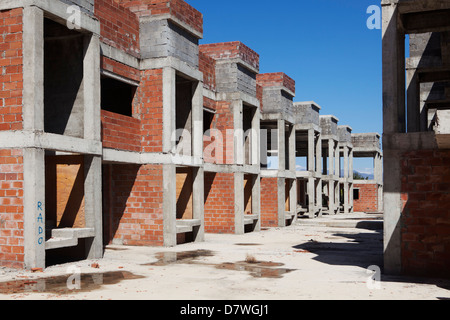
(252, 174), (261, 232)
(328, 139), (334, 176)
(23, 148), (46, 270)
(308, 129), (315, 172)
(335, 143), (340, 177)
(343, 146), (349, 179)
(192, 167), (205, 242)
(234, 172), (245, 234)
(278, 119), (286, 171)
(83, 34), (101, 141)
(191, 81), (204, 164)
(382, 2), (406, 134)
(289, 124), (296, 172)
(233, 101), (244, 166)
(343, 182), (349, 214)
(277, 177), (286, 227)
(407, 67), (420, 132)
(84, 155), (103, 259)
(23, 6), (44, 132)
(251, 107), (261, 166)
(163, 67), (176, 154)
(315, 132), (322, 175)
(163, 164), (177, 247)
(307, 177), (315, 219)
(289, 179), (297, 223)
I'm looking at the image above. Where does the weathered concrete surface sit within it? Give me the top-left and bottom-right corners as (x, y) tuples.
(1, 213), (449, 300)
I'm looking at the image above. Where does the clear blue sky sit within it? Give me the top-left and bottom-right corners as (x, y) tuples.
(187, 0), (382, 137)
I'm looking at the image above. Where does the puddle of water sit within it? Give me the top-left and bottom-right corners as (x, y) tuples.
(0, 271), (144, 295)
(145, 250), (215, 266)
(145, 250), (295, 279)
(216, 262), (295, 279)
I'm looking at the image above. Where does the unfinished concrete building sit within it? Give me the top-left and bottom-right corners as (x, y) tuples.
(382, 0), (450, 278)
(294, 102), (323, 218)
(200, 42), (261, 235)
(258, 73), (297, 228)
(351, 133), (383, 213)
(0, 0), (384, 270)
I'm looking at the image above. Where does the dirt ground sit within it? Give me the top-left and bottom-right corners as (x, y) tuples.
(1, 214), (450, 301)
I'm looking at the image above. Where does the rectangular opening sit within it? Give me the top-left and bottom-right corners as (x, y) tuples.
(261, 121), (278, 169)
(243, 105), (255, 165)
(45, 153), (86, 232)
(176, 167), (193, 220)
(44, 18), (85, 138)
(175, 75), (194, 156)
(296, 131), (308, 171)
(285, 180), (292, 212)
(354, 188), (360, 201)
(203, 109), (214, 136)
(101, 76), (136, 117)
(244, 174), (253, 215)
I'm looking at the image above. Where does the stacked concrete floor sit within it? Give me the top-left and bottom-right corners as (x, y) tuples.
(0, 0), (382, 270)
(382, 0), (450, 279)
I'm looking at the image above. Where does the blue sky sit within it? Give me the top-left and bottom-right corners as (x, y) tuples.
(187, 0), (382, 173)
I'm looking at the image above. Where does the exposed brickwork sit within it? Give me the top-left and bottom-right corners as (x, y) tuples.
(353, 183), (378, 213)
(0, 8), (23, 132)
(204, 172), (235, 234)
(256, 72), (296, 94)
(260, 177), (278, 227)
(136, 69), (164, 153)
(400, 149), (450, 278)
(200, 42), (259, 71)
(199, 50), (216, 91)
(0, 149), (24, 268)
(101, 56), (140, 82)
(95, 0), (140, 57)
(103, 164), (164, 246)
(116, 0), (203, 35)
(101, 110), (141, 152)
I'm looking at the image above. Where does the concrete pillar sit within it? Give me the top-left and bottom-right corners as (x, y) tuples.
(277, 177), (286, 227)
(233, 101), (244, 166)
(83, 34), (101, 141)
(163, 67), (176, 154)
(382, 2), (406, 134)
(163, 164), (177, 247)
(84, 155), (103, 259)
(307, 177), (315, 219)
(252, 108), (261, 166)
(278, 119), (286, 170)
(308, 129), (315, 172)
(192, 167), (205, 242)
(252, 174), (261, 231)
(407, 67), (420, 132)
(315, 133), (322, 175)
(192, 81), (204, 164)
(234, 172), (245, 234)
(23, 6), (44, 132)
(23, 148), (46, 270)
(289, 124), (296, 172)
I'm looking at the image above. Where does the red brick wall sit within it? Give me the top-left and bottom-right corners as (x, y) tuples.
(101, 56), (140, 82)
(95, 0), (140, 57)
(0, 8), (23, 131)
(260, 177), (278, 227)
(204, 172), (235, 234)
(400, 149), (450, 278)
(103, 164), (164, 246)
(0, 149), (24, 268)
(199, 51), (216, 92)
(101, 110), (141, 152)
(116, 0), (203, 35)
(200, 42), (259, 71)
(256, 72), (296, 95)
(136, 69), (164, 153)
(353, 183), (378, 213)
